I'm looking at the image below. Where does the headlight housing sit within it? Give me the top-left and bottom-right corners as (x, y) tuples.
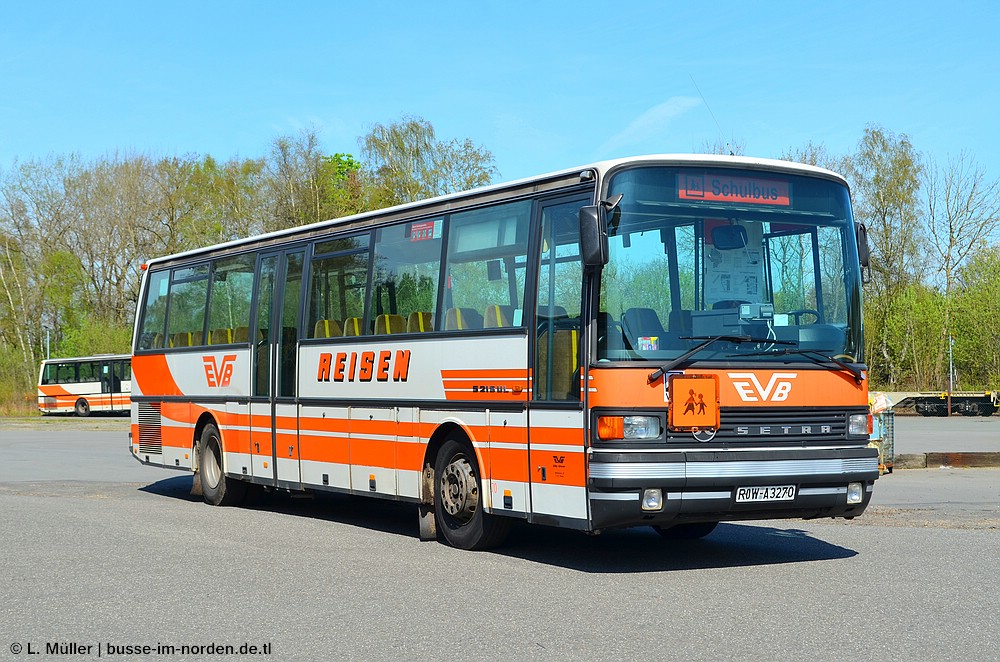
(597, 415), (661, 440)
(848, 413), (869, 437)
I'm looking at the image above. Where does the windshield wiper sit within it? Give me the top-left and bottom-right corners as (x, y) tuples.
(647, 335), (794, 384)
(736, 347), (865, 384)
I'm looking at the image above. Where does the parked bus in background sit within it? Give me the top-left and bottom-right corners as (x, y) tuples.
(38, 354), (132, 416)
(130, 154), (877, 550)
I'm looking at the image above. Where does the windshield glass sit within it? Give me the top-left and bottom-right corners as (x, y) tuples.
(597, 165), (863, 365)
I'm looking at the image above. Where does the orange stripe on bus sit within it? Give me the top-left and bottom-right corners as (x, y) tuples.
(440, 369), (529, 379)
(132, 354), (185, 397)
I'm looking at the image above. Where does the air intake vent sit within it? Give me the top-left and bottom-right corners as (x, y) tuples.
(137, 402), (163, 454)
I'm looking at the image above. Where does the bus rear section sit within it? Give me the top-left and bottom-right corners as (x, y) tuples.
(38, 355), (132, 416)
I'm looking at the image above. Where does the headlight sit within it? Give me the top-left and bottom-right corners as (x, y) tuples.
(849, 413), (869, 436)
(847, 482), (864, 504)
(642, 488), (664, 511)
(624, 416), (661, 439)
(598, 415), (661, 440)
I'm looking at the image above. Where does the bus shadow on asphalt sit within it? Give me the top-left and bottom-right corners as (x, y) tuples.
(139, 476), (857, 571)
(498, 522), (857, 572)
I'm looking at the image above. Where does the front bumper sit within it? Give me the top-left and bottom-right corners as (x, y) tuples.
(588, 446), (878, 530)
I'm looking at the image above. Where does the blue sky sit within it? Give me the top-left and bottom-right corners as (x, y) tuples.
(2, 1), (998, 185)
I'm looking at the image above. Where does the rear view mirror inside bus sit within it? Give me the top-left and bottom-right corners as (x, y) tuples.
(487, 259), (502, 281)
(711, 225), (748, 250)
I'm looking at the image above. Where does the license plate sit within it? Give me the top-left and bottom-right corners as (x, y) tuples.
(735, 485), (796, 503)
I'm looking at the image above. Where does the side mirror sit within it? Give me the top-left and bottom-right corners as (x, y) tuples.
(855, 222), (871, 284)
(855, 222), (870, 268)
(579, 205), (609, 267)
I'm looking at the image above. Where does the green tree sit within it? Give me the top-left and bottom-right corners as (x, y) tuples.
(952, 247), (1000, 389)
(841, 125), (924, 388)
(360, 115), (497, 208)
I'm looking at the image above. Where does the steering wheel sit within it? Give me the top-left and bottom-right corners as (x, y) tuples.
(787, 309), (820, 325)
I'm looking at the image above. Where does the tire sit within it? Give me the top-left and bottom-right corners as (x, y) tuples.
(74, 399), (91, 417)
(198, 423), (246, 506)
(652, 522), (719, 540)
(434, 439), (510, 550)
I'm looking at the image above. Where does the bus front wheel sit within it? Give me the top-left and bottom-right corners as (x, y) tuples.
(74, 399), (90, 417)
(434, 439), (510, 550)
(198, 423), (246, 506)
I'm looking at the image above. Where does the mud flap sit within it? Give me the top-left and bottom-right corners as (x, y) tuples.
(418, 463), (437, 540)
(190, 470), (203, 497)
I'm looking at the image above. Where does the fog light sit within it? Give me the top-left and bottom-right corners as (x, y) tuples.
(642, 488), (663, 511)
(847, 482), (863, 504)
(849, 413), (868, 436)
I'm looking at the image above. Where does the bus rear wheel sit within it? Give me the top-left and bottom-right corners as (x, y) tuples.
(653, 522), (719, 540)
(74, 399), (90, 417)
(199, 423), (246, 506)
(434, 439), (510, 550)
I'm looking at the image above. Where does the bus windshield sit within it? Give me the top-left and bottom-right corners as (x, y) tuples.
(597, 165), (863, 365)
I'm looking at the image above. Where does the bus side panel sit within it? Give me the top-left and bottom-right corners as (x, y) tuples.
(528, 409), (588, 525)
(299, 405), (352, 490)
(485, 409), (530, 517)
(348, 406), (397, 497)
(222, 401), (252, 478)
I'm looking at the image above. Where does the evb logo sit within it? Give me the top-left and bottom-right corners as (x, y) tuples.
(728, 372), (797, 402)
(203, 355), (237, 387)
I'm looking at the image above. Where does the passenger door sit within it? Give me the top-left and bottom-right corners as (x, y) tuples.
(249, 250), (305, 487)
(528, 196), (589, 524)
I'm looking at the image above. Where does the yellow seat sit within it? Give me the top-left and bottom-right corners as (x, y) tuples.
(375, 314), (406, 335)
(314, 319), (343, 338)
(407, 311), (433, 333)
(536, 329), (579, 400)
(170, 332), (192, 348)
(343, 317), (363, 336)
(209, 328), (233, 345)
(484, 305), (514, 328)
(445, 307), (483, 331)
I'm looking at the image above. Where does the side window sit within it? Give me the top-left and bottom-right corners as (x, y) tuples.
(166, 264), (210, 347)
(57, 363), (77, 383)
(307, 234), (371, 338)
(443, 200), (531, 331)
(78, 362), (99, 383)
(535, 199), (584, 401)
(138, 270), (170, 350)
(371, 220), (442, 334)
(207, 254), (256, 345)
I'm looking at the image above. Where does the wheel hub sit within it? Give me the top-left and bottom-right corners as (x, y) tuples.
(440, 457), (478, 522)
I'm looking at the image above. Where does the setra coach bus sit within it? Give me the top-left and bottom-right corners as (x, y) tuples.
(130, 154), (877, 549)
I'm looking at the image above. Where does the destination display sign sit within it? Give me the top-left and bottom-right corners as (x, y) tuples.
(678, 172), (791, 206)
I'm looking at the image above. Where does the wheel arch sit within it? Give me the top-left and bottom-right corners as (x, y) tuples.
(191, 410), (221, 474)
(422, 419), (484, 479)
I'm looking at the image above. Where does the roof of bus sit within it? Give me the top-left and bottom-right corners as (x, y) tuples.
(40, 354), (131, 365)
(142, 153), (849, 269)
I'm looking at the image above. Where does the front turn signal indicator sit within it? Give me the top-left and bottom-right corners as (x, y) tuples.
(597, 416), (624, 440)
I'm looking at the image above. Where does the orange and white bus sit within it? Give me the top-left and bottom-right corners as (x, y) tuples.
(130, 154), (877, 549)
(38, 354), (132, 416)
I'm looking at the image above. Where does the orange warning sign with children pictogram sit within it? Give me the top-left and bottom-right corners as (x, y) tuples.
(668, 374), (720, 431)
